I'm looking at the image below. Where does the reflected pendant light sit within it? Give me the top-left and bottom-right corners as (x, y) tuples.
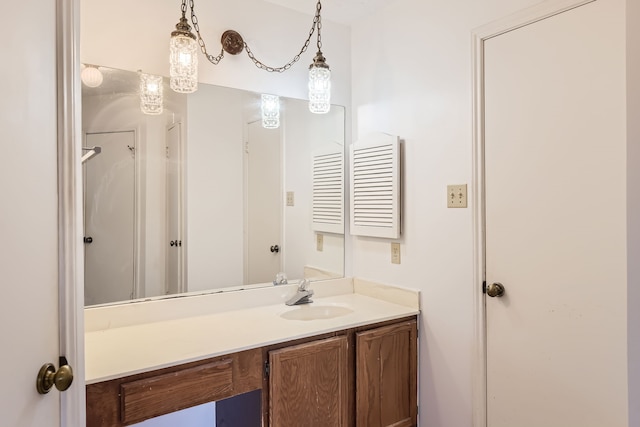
(140, 73), (164, 115)
(170, 10), (198, 93)
(261, 94), (280, 129)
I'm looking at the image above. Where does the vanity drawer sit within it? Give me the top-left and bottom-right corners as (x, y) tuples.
(120, 359), (233, 424)
(86, 348), (263, 427)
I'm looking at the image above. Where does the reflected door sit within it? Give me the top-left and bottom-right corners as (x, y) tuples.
(166, 123), (183, 294)
(246, 121), (282, 284)
(84, 131), (136, 305)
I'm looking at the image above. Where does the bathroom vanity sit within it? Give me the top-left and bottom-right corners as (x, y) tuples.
(84, 279), (419, 426)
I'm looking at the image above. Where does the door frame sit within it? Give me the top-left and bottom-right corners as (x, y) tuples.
(470, 1), (596, 426)
(57, 0), (85, 424)
(165, 121), (187, 295)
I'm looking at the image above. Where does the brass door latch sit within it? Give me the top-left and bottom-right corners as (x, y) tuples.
(36, 357), (74, 394)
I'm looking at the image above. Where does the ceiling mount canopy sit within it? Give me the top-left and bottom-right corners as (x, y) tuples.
(169, 0), (331, 113)
(220, 30), (244, 55)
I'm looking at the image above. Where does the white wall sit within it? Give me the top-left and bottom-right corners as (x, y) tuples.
(349, 0), (633, 426)
(283, 99), (345, 280)
(627, 0), (640, 424)
(80, 0), (351, 107)
(186, 85), (245, 290)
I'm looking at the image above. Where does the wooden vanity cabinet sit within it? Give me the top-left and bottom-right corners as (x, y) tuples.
(356, 320), (418, 427)
(86, 316), (417, 427)
(267, 318), (417, 427)
(268, 335), (351, 427)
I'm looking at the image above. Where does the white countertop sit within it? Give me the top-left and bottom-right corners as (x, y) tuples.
(85, 278), (420, 384)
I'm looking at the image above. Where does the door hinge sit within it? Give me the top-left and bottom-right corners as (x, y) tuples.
(482, 281), (487, 294)
(264, 360), (270, 377)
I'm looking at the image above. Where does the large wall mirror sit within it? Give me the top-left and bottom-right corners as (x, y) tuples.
(81, 0), (349, 308)
(82, 66), (345, 306)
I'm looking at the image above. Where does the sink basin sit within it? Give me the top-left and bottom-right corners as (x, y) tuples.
(280, 305), (354, 321)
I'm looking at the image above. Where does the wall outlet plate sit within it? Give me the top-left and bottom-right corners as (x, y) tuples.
(391, 242), (401, 264)
(447, 184), (467, 208)
(316, 234), (323, 252)
(286, 191), (295, 207)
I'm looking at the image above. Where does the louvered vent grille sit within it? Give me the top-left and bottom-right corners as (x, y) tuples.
(312, 149), (344, 234)
(350, 134), (400, 238)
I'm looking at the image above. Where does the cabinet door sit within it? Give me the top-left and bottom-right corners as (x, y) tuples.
(269, 335), (350, 427)
(356, 320), (417, 427)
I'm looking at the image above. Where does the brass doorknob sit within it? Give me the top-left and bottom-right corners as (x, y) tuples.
(36, 362), (74, 394)
(487, 282), (505, 298)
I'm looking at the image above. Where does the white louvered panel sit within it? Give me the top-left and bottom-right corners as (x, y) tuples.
(312, 148), (344, 234)
(350, 133), (400, 238)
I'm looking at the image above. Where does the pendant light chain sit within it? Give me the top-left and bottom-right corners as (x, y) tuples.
(189, 0), (225, 65)
(244, 0), (322, 73)
(186, 0), (324, 72)
(316, 0), (323, 52)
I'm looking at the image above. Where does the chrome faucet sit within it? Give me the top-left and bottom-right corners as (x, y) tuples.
(285, 279), (314, 306)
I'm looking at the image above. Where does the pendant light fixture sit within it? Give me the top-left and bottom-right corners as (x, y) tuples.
(139, 72), (164, 115)
(81, 64), (103, 88)
(308, 54), (331, 114)
(261, 94), (280, 129)
(169, 1), (199, 93)
(308, 1), (331, 114)
(170, 0), (331, 113)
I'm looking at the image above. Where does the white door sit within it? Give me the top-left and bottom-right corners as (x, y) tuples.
(166, 123), (183, 294)
(0, 0), (67, 424)
(84, 131), (136, 305)
(246, 121), (282, 284)
(484, 1), (627, 426)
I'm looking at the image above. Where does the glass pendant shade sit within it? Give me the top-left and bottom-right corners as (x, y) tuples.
(81, 66), (103, 88)
(170, 34), (198, 93)
(308, 54), (331, 114)
(261, 94), (280, 129)
(167, 0), (333, 103)
(140, 73), (164, 115)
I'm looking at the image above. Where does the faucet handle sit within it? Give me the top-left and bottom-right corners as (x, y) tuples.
(273, 272), (288, 286)
(298, 278), (311, 290)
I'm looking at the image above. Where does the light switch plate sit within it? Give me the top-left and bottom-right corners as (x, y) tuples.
(286, 191), (295, 207)
(447, 184), (467, 208)
(391, 242), (401, 264)
(316, 234), (323, 252)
